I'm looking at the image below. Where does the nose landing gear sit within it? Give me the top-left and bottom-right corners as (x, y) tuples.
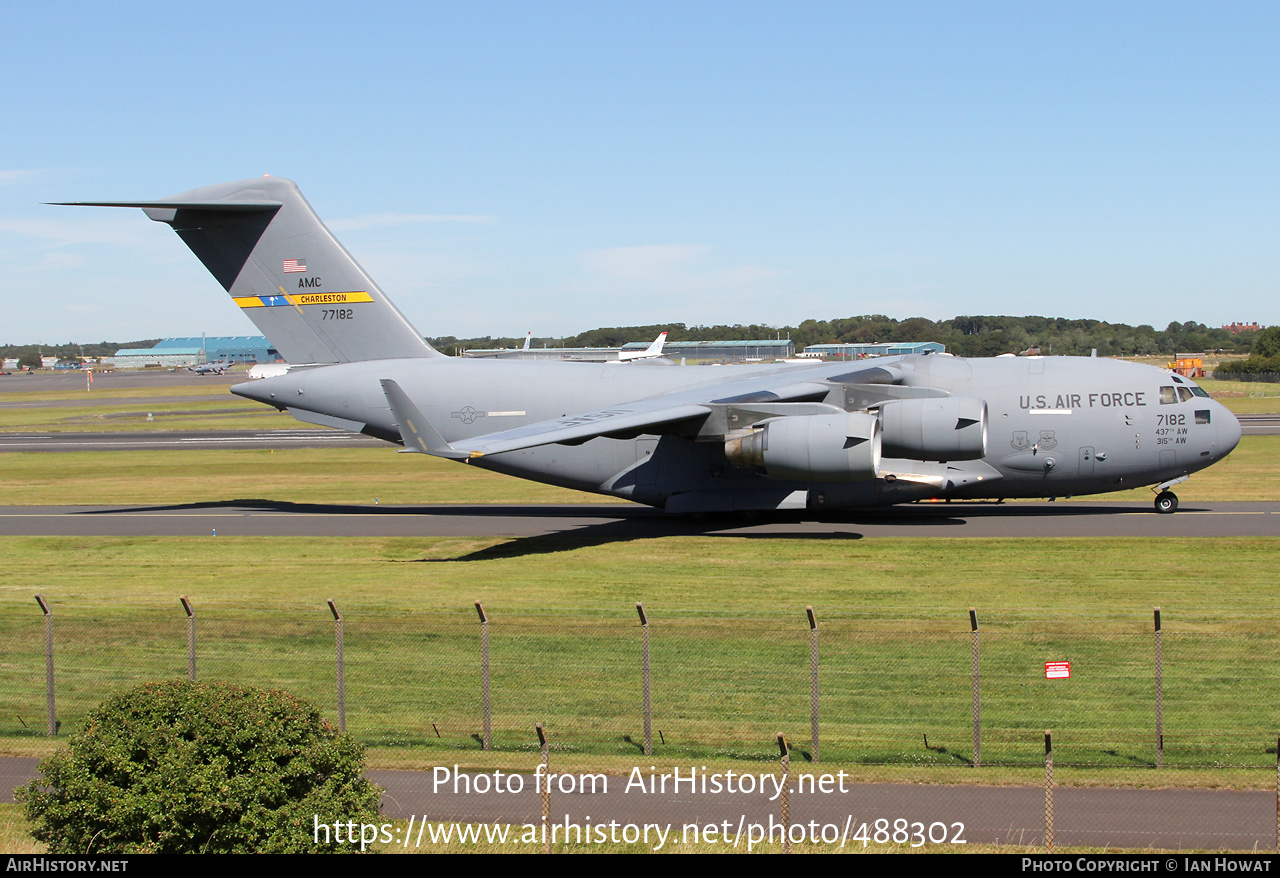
(1151, 476), (1188, 514)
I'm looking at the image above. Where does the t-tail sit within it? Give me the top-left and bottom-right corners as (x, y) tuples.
(55, 177), (439, 365)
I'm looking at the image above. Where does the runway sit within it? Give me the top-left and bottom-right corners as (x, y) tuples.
(0, 429), (384, 452)
(0, 501), (1275, 539)
(1, 756), (1273, 850)
(1241, 413), (1280, 435)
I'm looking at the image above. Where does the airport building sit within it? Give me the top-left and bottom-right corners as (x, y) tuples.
(112, 346), (205, 369)
(154, 337), (278, 363)
(112, 337), (280, 369)
(799, 341), (945, 359)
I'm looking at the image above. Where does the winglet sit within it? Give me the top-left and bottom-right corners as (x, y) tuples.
(379, 379), (469, 459)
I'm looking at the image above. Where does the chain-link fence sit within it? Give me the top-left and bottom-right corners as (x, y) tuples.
(8, 597), (1280, 850)
(4, 598), (1279, 772)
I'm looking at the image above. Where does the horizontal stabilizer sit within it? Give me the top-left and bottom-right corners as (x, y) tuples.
(51, 199), (281, 212)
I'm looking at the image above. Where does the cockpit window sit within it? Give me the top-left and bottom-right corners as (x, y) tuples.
(1159, 386), (1177, 404)
(1177, 386), (1194, 403)
(1189, 385), (1209, 398)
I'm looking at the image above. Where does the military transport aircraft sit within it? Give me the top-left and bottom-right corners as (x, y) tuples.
(60, 178), (1241, 515)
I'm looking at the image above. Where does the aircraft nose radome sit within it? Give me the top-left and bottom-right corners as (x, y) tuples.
(1219, 406), (1242, 456)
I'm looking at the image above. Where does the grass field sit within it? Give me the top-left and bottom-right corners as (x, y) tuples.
(0, 433), (1273, 505)
(2, 535), (1278, 774)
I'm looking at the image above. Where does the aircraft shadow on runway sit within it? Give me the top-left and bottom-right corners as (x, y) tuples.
(80, 498), (1156, 519)
(412, 522), (871, 563)
(68, 498), (1178, 561)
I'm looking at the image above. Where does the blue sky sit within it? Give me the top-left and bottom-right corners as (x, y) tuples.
(3, 2), (1278, 343)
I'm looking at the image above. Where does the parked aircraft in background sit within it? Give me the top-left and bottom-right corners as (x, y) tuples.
(464, 330), (668, 362)
(617, 332), (667, 363)
(60, 178), (1241, 514)
(188, 361), (232, 375)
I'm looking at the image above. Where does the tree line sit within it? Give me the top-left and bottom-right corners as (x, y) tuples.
(7, 317), (1268, 368)
(430, 315), (1263, 360)
(1214, 326), (1280, 375)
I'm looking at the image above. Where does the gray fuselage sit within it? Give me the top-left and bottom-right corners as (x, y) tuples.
(233, 352), (1241, 513)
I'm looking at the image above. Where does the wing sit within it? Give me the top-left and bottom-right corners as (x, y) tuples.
(383, 379), (713, 459)
(381, 369), (866, 459)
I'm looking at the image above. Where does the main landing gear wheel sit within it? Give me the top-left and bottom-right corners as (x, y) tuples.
(1154, 491), (1179, 514)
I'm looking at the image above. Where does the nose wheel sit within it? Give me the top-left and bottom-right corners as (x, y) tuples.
(1154, 491), (1178, 514)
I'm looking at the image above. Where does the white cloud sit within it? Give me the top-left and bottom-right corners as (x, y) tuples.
(0, 216), (160, 248)
(579, 245), (710, 281)
(0, 169), (40, 186)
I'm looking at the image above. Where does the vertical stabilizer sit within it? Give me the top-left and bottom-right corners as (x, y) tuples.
(57, 178), (439, 364)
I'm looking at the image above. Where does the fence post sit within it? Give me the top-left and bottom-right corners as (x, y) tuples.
(327, 599), (345, 732)
(180, 596), (196, 681)
(1154, 607), (1163, 768)
(637, 603), (651, 756)
(970, 608), (980, 767)
(35, 595), (55, 736)
(1044, 730), (1054, 850)
(778, 733), (791, 854)
(476, 602), (491, 750)
(537, 723), (550, 854)
(807, 607), (819, 763)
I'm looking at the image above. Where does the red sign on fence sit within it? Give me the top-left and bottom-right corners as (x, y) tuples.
(1045, 661), (1071, 679)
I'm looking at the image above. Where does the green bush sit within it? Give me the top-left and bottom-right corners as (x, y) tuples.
(17, 680), (381, 853)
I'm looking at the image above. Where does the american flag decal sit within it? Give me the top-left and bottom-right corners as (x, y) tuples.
(283, 259), (307, 273)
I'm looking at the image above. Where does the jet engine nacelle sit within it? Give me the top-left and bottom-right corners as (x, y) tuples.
(878, 396), (988, 461)
(724, 412), (881, 482)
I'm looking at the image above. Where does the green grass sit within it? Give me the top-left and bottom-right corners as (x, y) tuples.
(1196, 377), (1280, 415)
(1, 536), (1277, 770)
(0, 386), (322, 433)
(0, 446), (616, 505)
(0, 399), (308, 433)
(0, 804), (42, 854)
(0, 433), (1273, 506)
